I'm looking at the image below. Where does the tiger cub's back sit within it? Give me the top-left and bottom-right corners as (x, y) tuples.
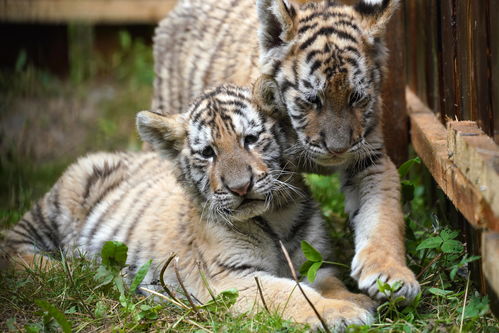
(2, 152), (188, 271)
(152, 0), (260, 115)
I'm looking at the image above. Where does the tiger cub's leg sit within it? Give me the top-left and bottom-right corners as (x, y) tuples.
(1, 251), (57, 271)
(1, 200), (62, 271)
(210, 272), (374, 331)
(342, 155), (420, 303)
(310, 268), (376, 311)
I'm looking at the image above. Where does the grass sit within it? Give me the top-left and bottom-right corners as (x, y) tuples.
(0, 31), (497, 332)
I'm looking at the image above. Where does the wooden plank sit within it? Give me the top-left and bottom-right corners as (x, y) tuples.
(0, 0), (176, 23)
(414, 0), (427, 105)
(381, 4), (408, 167)
(455, 0), (471, 121)
(482, 231), (499, 316)
(423, 0), (439, 112)
(404, 0), (418, 94)
(470, 0), (494, 137)
(488, 0), (499, 143)
(406, 88), (499, 231)
(439, 0), (461, 122)
(447, 121), (499, 220)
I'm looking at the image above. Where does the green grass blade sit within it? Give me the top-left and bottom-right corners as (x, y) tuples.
(35, 299), (72, 333)
(130, 259), (152, 294)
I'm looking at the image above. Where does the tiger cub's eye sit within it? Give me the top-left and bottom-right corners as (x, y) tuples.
(244, 134), (259, 147)
(307, 95), (322, 108)
(201, 146), (215, 158)
(349, 91), (369, 108)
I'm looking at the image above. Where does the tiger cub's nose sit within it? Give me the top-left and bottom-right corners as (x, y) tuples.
(227, 180), (252, 197)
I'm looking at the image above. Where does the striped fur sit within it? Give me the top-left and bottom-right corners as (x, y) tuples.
(152, 0), (419, 302)
(2, 85), (375, 330)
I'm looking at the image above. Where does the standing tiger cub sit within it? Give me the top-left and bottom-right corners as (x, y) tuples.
(2, 85), (375, 330)
(152, 0), (420, 302)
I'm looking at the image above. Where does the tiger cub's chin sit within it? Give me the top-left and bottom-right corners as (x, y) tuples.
(228, 199), (267, 221)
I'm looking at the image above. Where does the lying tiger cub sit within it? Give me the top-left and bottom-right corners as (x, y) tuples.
(2, 85), (374, 330)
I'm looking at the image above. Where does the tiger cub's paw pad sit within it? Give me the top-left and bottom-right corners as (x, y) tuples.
(301, 299), (374, 331)
(347, 292), (378, 311)
(351, 251), (420, 304)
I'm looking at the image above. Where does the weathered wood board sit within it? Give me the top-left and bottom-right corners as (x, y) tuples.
(447, 121), (499, 221)
(407, 87), (499, 316)
(0, 0), (176, 23)
(407, 88), (498, 232)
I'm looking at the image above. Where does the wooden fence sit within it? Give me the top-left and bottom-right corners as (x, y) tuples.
(404, 0), (497, 141)
(391, 0), (499, 316)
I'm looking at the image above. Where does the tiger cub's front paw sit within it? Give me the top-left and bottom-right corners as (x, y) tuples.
(351, 247), (420, 304)
(293, 299), (374, 331)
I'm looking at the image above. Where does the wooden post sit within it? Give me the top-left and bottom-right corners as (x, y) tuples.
(381, 3), (408, 167)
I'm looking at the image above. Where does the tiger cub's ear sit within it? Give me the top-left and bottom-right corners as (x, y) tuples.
(252, 75), (286, 120)
(256, 0), (297, 65)
(136, 110), (186, 158)
(354, 0), (400, 38)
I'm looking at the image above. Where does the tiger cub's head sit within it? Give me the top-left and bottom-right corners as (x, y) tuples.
(254, 0), (399, 166)
(137, 85), (295, 222)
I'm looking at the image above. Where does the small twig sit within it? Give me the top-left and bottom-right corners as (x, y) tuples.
(171, 309), (192, 330)
(459, 272), (470, 333)
(279, 241), (331, 333)
(184, 318), (214, 333)
(322, 260), (350, 269)
(139, 286), (189, 310)
(416, 253), (443, 280)
(173, 257), (200, 316)
(254, 276), (270, 314)
(159, 253), (183, 304)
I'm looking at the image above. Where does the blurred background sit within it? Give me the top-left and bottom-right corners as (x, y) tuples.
(0, 2), (174, 224)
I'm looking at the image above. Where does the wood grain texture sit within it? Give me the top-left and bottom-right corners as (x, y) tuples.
(381, 5), (408, 167)
(404, 0), (496, 140)
(447, 121), (499, 221)
(406, 88), (499, 232)
(0, 0), (176, 23)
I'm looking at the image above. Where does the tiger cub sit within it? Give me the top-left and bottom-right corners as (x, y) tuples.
(152, 0), (420, 302)
(2, 85), (375, 330)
